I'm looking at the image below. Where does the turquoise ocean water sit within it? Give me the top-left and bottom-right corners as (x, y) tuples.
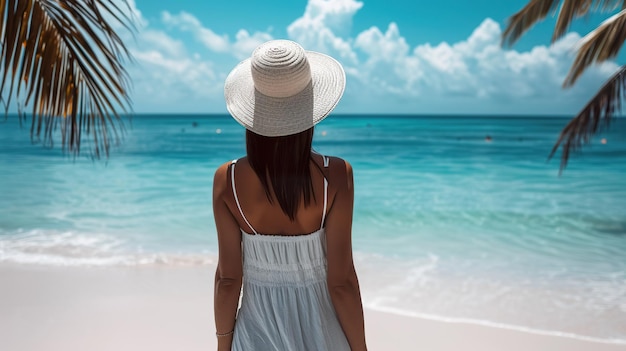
(1, 114), (625, 343)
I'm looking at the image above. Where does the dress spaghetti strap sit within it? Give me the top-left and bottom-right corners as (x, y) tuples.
(320, 155), (329, 230)
(231, 160), (258, 235)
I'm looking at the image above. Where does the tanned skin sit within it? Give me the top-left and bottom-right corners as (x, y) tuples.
(213, 153), (367, 351)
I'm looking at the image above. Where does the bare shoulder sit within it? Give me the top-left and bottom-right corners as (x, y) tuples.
(325, 156), (353, 191)
(213, 161), (233, 199)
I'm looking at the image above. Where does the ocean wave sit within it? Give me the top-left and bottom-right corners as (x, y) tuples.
(2, 230), (625, 342)
(354, 252), (626, 343)
(0, 230), (215, 267)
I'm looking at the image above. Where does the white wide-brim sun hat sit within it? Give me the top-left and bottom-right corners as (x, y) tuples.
(224, 40), (346, 137)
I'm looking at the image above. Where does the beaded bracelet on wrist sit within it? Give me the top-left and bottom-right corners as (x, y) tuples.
(216, 330), (234, 338)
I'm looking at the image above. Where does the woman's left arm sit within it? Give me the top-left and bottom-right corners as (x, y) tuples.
(213, 162), (243, 351)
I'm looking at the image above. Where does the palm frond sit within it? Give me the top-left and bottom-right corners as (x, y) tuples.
(553, 0), (593, 41)
(1, 0), (134, 157)
(564, 9), (626, 86)
(548, 65), (626, 172)
(502, 0), (561, 47)
(502, 0), (626, 46)
(552, 0), (625, 41)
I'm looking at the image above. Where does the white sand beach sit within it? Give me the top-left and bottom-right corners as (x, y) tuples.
(0, 263), (624, 351)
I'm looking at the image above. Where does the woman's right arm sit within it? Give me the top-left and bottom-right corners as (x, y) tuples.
(325, 159), (367, 351)
(213, 162), (243, 351)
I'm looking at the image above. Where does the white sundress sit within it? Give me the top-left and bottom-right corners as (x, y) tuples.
(229, 157), (350, 351)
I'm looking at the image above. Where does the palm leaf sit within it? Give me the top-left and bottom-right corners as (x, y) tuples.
(553, 0), (625, 41)
(0, 0), (134, 157)
(548, 65), (626, 172)
(502, 0), (561, 47)
(502, 0), (625, 47)
(564, 9), (626, 86)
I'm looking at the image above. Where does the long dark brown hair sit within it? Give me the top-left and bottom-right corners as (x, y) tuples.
(246, 127), (318, 221)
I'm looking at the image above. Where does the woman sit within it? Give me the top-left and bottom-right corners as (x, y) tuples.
(213, 40), (367, 351)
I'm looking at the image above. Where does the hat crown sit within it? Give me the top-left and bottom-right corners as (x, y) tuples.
(251, 40), (312, 98)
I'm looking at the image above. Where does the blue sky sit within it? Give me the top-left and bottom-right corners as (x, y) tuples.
(120, 0), (618, 115)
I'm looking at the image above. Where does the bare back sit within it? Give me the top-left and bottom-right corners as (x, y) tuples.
(227, 153), (337, 236)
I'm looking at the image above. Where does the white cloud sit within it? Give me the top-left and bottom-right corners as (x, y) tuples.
(139, 30), (186, 58)
(354, 23), (424, 93)
(355, 23), (410, 62)
(117, 0), (617, 114)
(232, 30), (274, 60)
(348, 17), (616, 106)
(290, 0), (363, 35)
(161, 11), (273, 60)
(162, 11), (230, 53)
(284, 2), (615, 110)
(110, 4), (222, 111)
(109, 5), (276, 112)
(129, 40), (219, 109)
(287, 0), (362, 64)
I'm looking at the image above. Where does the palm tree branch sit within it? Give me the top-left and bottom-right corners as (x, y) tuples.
(564, 9), (626, 86)
(553, 0), (625, 40)
(1, 0), (29, 110)
(553, 0), (593, 41)
(548, 65), (626, 172)
(41, 1), (130, 106)
(1, 0), (133, 156)
(502, 0), (561, 47)
(503, 0), (626, 47)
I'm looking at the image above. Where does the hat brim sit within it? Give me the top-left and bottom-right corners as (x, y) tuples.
(224, 51), (346, 137)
